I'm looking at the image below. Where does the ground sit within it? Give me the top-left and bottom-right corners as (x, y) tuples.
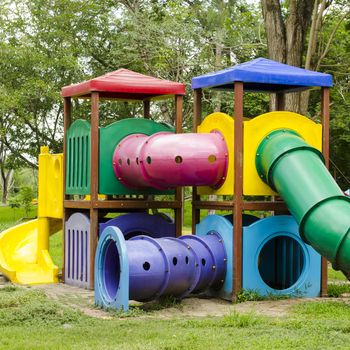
(1, 276), (350, 349)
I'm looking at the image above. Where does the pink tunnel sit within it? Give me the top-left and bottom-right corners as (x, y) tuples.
(113, 132), (228, 190)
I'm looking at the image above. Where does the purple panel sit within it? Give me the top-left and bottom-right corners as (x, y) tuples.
(99, 212), (175, 239)
(126, 235), (199, 300)
(126, 237), (168, 300)
(180, 233), (227, 292)
(65, 213), (90, 288)
(113, 131), (228, 190)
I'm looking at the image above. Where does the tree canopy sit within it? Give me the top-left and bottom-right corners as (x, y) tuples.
(0, 0), (349, 200)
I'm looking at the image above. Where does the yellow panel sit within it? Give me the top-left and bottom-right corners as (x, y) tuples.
(38, 146), (63, 219)
(197, 112), (234, 195)
(243, 111), (322, 195)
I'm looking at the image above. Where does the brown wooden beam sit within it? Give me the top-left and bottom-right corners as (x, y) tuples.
(320, 86), (330, 297)
(233, 81), (244, 299)
(62, 97), (72, 282)
(89, 92), (100, 289)
(64, 200), (91, 209)
(175, 95), (184, 237)
(321, 87), (330, 168)
(91, 200), (182, 209)
(192, 200), (288, 211)
(243, 201), (287, 211)
(192, 89), (202, 233)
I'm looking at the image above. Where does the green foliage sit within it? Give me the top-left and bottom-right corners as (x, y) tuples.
(7, 197), (20, 209)
(328, 264), (348, 281)
(236, 289), (290, 303)
(18, 186), (33, 216)
(49, 230), (63, 269)
(0, 204), (36, 232)
(328, 283), (350, 298)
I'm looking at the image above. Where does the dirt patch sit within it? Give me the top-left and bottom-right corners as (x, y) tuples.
(32, 283), (113, 319)
(141, 295), (316, 319)
(1, 276), (349, 320)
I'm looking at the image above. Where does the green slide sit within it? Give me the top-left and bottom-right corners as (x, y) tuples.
(256, 129), (350, 273)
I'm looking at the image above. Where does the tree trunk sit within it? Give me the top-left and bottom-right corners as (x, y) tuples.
(0, 168), (14, 205)
(209, 22), (225, 215)
(261, 0), (314, 113)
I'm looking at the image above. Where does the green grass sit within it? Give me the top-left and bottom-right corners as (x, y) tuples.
(50, 231), (63, 269)
(0, 205), (37, 232)
(328, 264), (348, 281)
(328, 283), (350, 297)
(1, 286), (350, 349)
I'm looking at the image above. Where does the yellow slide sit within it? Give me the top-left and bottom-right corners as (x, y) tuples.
(0, 147), (63, 284)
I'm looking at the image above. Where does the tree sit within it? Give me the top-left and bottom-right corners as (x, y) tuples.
(261, 0), (349, 114)
(261, 0), (314, 112)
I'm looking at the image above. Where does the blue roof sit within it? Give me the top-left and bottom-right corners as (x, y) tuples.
(191, 58), (333, 92)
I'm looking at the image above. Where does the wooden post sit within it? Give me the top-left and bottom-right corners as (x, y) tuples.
(62, 97), (72, 282)
(89, 92), (100, 289)
(143, 100), (150, 119)
(233, 81), (244, 299)
(192, 89), (202, 233)
(320, 87), (330, 296)
(175, 95), (184, 237)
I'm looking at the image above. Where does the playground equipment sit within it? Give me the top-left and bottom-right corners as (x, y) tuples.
(58, 59), (346, 310)
(0, 57), (334, 310)
(0, 147), (62, 284)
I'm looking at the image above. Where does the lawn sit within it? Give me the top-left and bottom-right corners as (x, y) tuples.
(1, 286), (350, 349)
(0, 205), (37, 231)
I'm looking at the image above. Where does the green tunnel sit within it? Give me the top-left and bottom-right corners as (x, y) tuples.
(256, 129), (350, 273)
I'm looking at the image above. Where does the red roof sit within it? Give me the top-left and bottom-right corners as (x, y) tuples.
(61, 69), (186, 100)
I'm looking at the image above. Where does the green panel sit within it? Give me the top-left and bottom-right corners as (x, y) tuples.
(65, 119), (91, 195)
(99, 118), (174, 195)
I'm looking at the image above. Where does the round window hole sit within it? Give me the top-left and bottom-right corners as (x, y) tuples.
(173, 257), (178, 266)
(146, 156), (152, 164)
(208, 155), (216, 163)
(127, 158), (131, 166)
(175, 156), (183, 164)
(136, 157), (139, 165)
(185, 256), (189, 264)
(143, 262), (151, 271)
(201, 258), (206, 266)
(258, 235), (304, 290)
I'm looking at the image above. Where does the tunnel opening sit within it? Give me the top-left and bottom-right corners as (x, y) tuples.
(103, 239), (121, 301)
(258, 235), (304, 290)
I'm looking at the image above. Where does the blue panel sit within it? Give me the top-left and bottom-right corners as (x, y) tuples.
(192, 58), (333, 91)
(196, 215), (233, 300)
(243, 215), (321, 298)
